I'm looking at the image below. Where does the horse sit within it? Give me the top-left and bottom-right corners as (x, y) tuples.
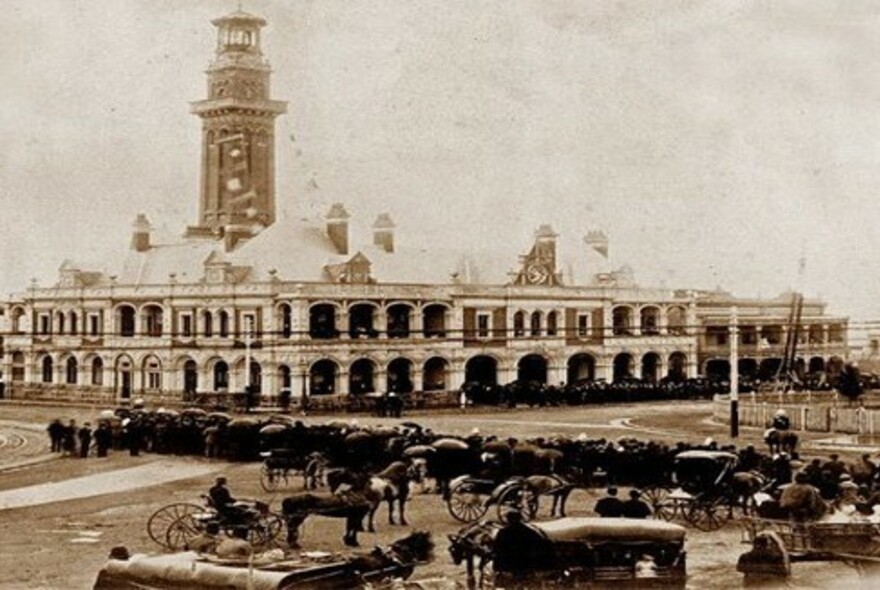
(281, 490), (373, 548)
(729, 470), (773, 515)
(327, 462), (412, 531)
(448, 521), (502, 590)
(347, 530), (434, 585)
(764, 428), (798, 455)
(524, 474), (574, 517)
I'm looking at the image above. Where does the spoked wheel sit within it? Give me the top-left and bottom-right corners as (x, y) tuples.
(496, 486), (539, 523)
(146, 503), (204, 549)
(165, 513), (208, 550)
(247, 512), (285, 547)
(447, 482), (490, 523)
(260, 463), (285, 492)
(684, 496), (731, 531)
(643, 486), (676, 521)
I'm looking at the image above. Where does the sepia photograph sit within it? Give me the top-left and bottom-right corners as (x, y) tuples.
(2, 1), (880, 588)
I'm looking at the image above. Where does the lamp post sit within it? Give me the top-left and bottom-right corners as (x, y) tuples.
(730, 306), (740, 438)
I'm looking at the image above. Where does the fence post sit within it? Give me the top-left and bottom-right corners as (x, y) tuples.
(801, 406), (807, 432)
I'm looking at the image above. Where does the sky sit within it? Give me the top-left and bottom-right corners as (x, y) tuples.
(2, 0), (880, 335)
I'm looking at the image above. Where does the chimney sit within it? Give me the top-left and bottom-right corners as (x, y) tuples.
(131, 213), (152, 252)
(584, 229), (608, 258)
(326, 203), (350, 255)
(372, 213), (395, 253)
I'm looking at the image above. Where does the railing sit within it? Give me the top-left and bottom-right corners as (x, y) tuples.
(714, 395), (880, 435)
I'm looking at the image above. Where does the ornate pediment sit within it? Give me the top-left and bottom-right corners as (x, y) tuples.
(511, 226), (562, 287)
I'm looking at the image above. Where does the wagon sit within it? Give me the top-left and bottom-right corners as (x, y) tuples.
(490, 517), (688, 588)
(644, 450), (744, 531)
(740, 516), (880, 579)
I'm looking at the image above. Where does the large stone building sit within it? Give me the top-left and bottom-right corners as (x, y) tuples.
(0, 10), (849, 405)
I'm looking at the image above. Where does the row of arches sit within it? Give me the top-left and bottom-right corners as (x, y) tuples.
(612, 305), (687, 336)
(703, 356), (842, 381)
(14, 350), (693, 398)
(305, 302), (450, 339)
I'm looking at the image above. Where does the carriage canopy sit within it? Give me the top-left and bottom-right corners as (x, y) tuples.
(532, 517), (687, 544)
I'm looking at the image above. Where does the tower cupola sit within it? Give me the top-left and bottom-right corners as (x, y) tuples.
(190, 10), (287, 238)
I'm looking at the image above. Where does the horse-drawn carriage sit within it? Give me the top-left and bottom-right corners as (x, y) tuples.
(644, 450), (756, 531)
(146, 496), (284, 550)
(260, 448), (327, 492)
(740, 517), (880, 580)
(449, 517), (687, 589)
(446, 473), (573, 523)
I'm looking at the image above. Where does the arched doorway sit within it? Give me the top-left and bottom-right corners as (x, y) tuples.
(310, 360), (338, 395)
(640, 307), (660, 335)
(213, 360), (229, 391)
(705, 359), (731, 381)
(115, 356), (133, 399)
(612, 307), (634, 336)
(423, 357), (448, 391)
(738, 358), (758, 378)
(183, 360), (198, 396)
(422, 304), (448, 338)
(613, 353), (635, 381)
(349, 358), (376, 394)
(278, 364), (292, 390)
(349, 304), (378, 339)
(118, 305), (136, 337)
(758, 358), (782, 380)
(518, 354), (548, 383)
(309, 304), (338, 339)
(465, 356), (498, 386)
(387, 304), (412, 339)
(641, 352), (661, 382)
(668, 352), (687, 381)
(567, 353), (596, 383)
(387, 358), (414, 393)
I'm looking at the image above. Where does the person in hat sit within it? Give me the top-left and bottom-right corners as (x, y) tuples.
(594, 486), (624, 518)
(621, 489), (652, 519)
(77, 422), (93, 458)
(772, 409), (790, 431)
(780, 471), (826, 521)
(208, 476), (244, 525)
(493, 508), (549, 580)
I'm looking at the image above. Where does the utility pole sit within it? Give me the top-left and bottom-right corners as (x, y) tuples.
(730, 306), (739, 438)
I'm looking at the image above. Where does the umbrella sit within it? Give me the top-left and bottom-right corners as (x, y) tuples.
(482, 440), (511, 453)
(399, 421), (423, 431)
(260, 424), (289, 435)
(431, 437), (469, 451)
(228, 417), (258, 427)
(345, 431), (374, 445)
(267, 414), (296, 425)
(207, 412), (232, 421)
(181, 408), (208, 417)
(325, 420), (350, 429)
(99, 409), (115, 418)
(403, 445), (436, 458)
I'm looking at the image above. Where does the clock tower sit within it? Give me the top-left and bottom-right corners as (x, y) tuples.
(190, 10), (287, 235)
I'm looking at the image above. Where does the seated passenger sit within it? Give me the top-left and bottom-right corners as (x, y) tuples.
(594, 487), (624, 518)
(779, 472), (826, 521)
(621, 490), (652, 519)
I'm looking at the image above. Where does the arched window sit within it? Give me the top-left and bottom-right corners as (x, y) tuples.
(530, 311), (542, 337)
(546, 311), (558, 336)
(56, 312), (65, 335)
(68, 311), (78, 335)
(91, 357), (104, 386)
(41, 356), (54, 383)
(142, 305), (164, 337)
(513, 311), (525, 338)
(218, 311), (230, 338)
(118, 305), (136, 337)
(279, 304), (292, 338)
(65, 357), (78, 385)
(202, 310), (214, 337)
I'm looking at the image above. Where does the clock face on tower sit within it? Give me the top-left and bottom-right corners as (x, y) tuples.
(526, 263), (549, 284)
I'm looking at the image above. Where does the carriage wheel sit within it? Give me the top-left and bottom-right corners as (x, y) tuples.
(260, 464), (284, 492)
(247, 512), (285, 547)
(447, 483), (490, 523)
(165, 513), (207, 550)
(643, 487), (676, 521)
(684, 497), (730, 532)
(146, 503), (204, 549)
(496, 486), (539, 523)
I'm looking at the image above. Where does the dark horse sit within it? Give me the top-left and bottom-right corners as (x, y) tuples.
(764, 428), (798, 455)
(448, 521), (502, 590)
(281, 490), (373, 547)
(326, 462), (413, 532)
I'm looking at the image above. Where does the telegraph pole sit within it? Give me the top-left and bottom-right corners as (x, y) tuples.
(730, 306), (740, 438)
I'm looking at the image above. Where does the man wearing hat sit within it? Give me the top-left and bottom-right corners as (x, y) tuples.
(209, 477), (243, 525)
(780, 472), (826, 521)
(772, 409), (790, 432)
(621, 489), (652, 519)
(594, 487), (624, 518)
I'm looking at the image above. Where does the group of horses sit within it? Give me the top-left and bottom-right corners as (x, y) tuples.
(261, 420), (800, 549)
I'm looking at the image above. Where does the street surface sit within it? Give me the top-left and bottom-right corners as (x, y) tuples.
(0, 400), (876, 589)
